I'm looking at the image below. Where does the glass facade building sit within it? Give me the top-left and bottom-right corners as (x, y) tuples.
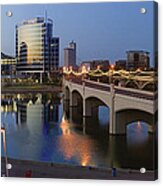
(16, 17), (59, 74)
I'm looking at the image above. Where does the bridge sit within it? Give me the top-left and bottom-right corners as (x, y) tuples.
(63, 77), (157, 135)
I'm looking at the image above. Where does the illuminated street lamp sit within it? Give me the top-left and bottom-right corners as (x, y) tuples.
(82, 65), (87, 74)
(1, 127), (9, 177)
(97, 65), (100, 70)
(87, 66), (90, 72)
(110, 64), (115, 70)
(69, 66), (73, 73)
(63, 66), (66, 74)
(136, 68), (141, 73)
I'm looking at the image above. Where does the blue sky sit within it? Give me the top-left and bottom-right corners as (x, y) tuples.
(1, 2), (155, 66)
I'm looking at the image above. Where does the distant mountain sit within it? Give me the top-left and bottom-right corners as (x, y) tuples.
(1, 52), (15, 59)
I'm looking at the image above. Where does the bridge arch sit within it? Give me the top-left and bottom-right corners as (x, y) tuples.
(115, 109), (155, 134)
(141, 82), (157, 92)
(84, 96), (110, 119)
(71, 89), (83, 107)
(125, 80), (140, 89)
(113, 73), (121, 77)
(113, 79), (120, 86)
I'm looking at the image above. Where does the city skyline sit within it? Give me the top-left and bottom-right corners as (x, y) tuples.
(1, 2), (155, 66)
(1, 2), (158, 180)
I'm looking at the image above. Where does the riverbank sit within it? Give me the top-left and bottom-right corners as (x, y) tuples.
(1, 85), (62, 94)
(1, 157), (157, 180)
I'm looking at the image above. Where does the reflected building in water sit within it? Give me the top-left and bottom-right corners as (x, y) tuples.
(44, 101), (59, 124)
(16, 95), (60, 126)
(17, 96), (44, 125)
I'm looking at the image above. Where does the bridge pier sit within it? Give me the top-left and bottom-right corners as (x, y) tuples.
(70, 91), (73, 107)
(109, 84), (117, 135)
(83, 99), (92, 117)
(109, 109), (116, 134)
(63, 86), (70, 102)
(69, 107), (73, 123)
(83, 117), (86, 135)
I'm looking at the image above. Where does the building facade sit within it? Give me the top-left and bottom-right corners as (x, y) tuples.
(80, 60), (110, 71)
(16, 17), (59, 74)
(50, 37), (59, 72)
(64, 41), (76, 67)
(126, 50), (150, 70)
(115, 60), (126, 70)
(1, 52), (16, 75)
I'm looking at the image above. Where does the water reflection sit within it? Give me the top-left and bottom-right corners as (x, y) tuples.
(127, 122), (149, 146)
(1, 93), (155, 169)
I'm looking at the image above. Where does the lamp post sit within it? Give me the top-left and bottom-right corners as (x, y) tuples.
(1, 127), (9, 177)
(82, 65), (87, 80)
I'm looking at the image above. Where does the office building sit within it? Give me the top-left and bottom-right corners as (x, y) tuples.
(50, 37), (59, 71)
(16, 17), (59, 74)
(64, 41), (76, 67)
(126, 50), (150, 70)
(115, 60), (126, 70)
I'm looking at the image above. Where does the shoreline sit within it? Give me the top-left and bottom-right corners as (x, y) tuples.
(1, 157), (157, 180)
(1, 85), (62, 94)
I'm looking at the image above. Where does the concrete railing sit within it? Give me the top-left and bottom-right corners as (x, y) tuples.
(65, 78), (157, 101)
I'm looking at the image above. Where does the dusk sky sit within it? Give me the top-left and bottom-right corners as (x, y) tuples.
(1, 2), (155, 66)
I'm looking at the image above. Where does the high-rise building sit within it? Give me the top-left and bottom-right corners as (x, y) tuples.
(16, 17), (59, 74)
(64, 41), (76, 67)
(126, 50), (150, 70)
(50, 37), (59, 71)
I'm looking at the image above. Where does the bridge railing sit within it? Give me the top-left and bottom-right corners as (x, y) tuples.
(65, 78), (157, 101)
(68, 76), (83, 85)
(84, 80), (111, 92)
(114, 88), (156, 100)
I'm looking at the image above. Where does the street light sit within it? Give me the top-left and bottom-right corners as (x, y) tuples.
(63, 66), (66, 74)
(1, 127), (9, 177)
(110, 64), (115, 70)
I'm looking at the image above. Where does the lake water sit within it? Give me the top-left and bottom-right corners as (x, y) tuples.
(1, 92), (155, 170)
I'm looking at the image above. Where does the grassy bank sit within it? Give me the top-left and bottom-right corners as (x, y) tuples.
(1, 84), (62, 93)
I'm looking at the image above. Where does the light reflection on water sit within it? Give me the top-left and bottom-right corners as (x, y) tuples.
(1, 93), (154, 170)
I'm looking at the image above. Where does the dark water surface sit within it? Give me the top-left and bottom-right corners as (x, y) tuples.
(1, 93), (154, 170)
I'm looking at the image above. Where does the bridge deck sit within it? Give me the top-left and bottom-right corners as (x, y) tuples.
(66, 78), (156, 101)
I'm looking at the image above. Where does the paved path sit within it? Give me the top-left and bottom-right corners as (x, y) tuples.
(1, 158), (157, 181)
